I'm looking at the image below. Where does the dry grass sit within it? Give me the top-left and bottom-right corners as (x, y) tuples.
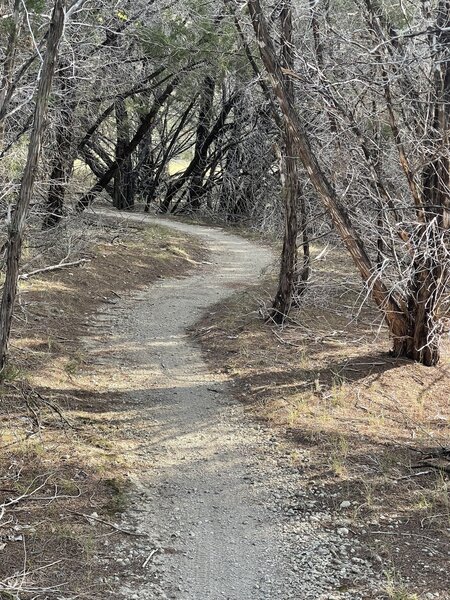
(194, 245), (450, 599)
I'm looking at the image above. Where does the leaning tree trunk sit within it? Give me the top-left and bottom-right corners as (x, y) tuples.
(248, 0), (413, 358)
(0, 0), (65, 370)
(187, 76), (216, 211)
(113, 97), (134, 210)
(43, 59), (77, 228)
(270, 1), (299, 323)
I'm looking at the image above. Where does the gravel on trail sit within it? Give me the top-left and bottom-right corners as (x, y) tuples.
(85, 211), (380, 600)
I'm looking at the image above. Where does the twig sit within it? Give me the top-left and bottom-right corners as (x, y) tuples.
(142, 548), (160, 568)
(19, 259), (90, 280)
(67, 510), (147, 537)
(397, 470), (432, 480)
(413, 461), (450, 474)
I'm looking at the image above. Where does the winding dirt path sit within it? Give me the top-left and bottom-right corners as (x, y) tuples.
(86, 211), (377, 600)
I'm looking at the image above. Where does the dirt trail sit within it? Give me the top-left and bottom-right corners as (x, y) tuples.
(85, 211), (378, 600)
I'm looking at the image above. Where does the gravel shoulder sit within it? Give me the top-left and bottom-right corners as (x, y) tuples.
(85, 211), (381, 599)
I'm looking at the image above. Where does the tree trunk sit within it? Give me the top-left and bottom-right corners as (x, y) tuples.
(187, 76), (216, 210)
(0, 0), (65, 370)
(295, 187), (311, 298)
(270, 1), (299, 323)
(113, 98), (134, 210)
(43, 60), (77, 228)
(392, 238), (443, 367)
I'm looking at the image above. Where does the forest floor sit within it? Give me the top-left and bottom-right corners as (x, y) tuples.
(0, 211), (448, 600)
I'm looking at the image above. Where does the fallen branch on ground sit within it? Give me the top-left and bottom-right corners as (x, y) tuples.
(142, 548), (160, 568)
(19, 259), (90, 280)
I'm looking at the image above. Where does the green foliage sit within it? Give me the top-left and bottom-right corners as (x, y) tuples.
(24, 0), (46, 12)
(0, 364), (24, 383)
(0, 15), (16, 36)
(137, 0), (236, 78)
(383, 1), (418, 29)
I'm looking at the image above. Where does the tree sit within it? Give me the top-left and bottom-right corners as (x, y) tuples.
(0, 0), (66, 369)
(270, 0), (301, 323)
(247, 0), (449, 365)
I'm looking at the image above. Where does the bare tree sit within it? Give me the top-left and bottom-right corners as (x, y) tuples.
(247, 0), (449, 365)
(0, 0), (66, 369)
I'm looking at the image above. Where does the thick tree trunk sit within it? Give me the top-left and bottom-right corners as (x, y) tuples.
(43, 60), (77, 228)
(270, 1), (299, 323)
(0, 0), (65, 370)
(393, 248), (442, 367)
(113, 98), (134, 210)
(271, 143), (298, 322)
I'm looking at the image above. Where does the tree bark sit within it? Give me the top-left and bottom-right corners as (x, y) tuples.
(113, 98), (134, 210)
(270, 1), (299, 323)
(0, 0), (65, 370)
(43, 60), (77, 228)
